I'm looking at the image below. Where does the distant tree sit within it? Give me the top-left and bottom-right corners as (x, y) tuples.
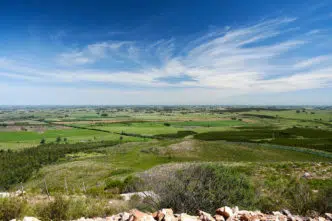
(101, 113), (108, 117)
(56, 136), (62, 143)
(63, 137), (68, 143)
(40, 138), (46, 145)
(164, 122), (171, 127)
(296, 110), (301, 113)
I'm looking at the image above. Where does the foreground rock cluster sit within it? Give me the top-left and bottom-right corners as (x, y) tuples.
(14, 206), (332, 221)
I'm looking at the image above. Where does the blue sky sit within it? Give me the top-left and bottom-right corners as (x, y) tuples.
(0, 0), (332, 105)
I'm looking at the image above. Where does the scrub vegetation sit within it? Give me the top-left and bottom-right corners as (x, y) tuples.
(0, 105), (331, 219)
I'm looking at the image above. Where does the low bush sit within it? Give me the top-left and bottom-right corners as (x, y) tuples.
(86, 186), (116, 198)
(35, 196), (127, 220)
(136, 164), (257, 214)
(132, 163), (332, 215)
(0, 197), (28, 221)
(104, 179), (124, 193)
(257, 176), (332, 215)
(122, 175), (144, 193)
(284, 179), (314, 215)
(35, 195), (70, 221)
(313, 186), (332, 214)
(111, 168), (134, 176)
(66, 197), (126, 219)
(104, 175), (144, 194)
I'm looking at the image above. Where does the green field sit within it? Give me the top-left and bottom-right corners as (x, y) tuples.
(194, 127), (332, 152)
(22, 139), (331, 193)
(0, 128), (147, 150)
(0, 106), (331, 215)
(240, 109), (332, 122)
(86, 120), (246, 137)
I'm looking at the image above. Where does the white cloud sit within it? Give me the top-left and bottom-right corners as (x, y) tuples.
(58, 51), (94, 65)
(2, 16), (332, 103)
(294, 56), (332, 69)
(306, 29), (320, 35)
(57, 41), (135, 66)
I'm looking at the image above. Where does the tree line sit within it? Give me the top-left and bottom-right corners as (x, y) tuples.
(0, 141), (118, 190)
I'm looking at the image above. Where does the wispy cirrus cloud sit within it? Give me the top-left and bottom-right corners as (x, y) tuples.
(2, 16), (332, 98)
(57, 41), (135, 66)
(293, 55), (332, 69)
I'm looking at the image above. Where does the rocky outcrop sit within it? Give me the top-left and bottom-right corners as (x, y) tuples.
(14, 206), (331, 221)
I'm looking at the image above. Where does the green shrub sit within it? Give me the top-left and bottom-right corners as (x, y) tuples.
(67, 197), (122, 219)
(122, 175), (144, 193)
(111, 168), (134, 176)
(313, 186), (332, 214)
(284, 179), (314, 215)
(104, 175), (144, 194)
(257, 177), (331, 215)
(86, 186), (115, 198)
(35, 196), (127, 220)
(35, 195), (70, 221)
(143, 164), (257, 214)
(104, 179), (124, 193)
(0, 197), (27, 221)
(128, 194), (155, 212)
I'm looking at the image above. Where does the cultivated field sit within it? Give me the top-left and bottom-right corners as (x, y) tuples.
(0, 106), (331, 219)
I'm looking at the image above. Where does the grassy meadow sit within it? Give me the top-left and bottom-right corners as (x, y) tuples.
(0, 128), (146, 150)
(0, 106), (331, 217)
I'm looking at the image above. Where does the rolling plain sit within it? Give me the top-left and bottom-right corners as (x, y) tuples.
(0, 106), (331, 220)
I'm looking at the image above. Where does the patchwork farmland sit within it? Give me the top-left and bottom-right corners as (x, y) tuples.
(0, 106), (331, 220)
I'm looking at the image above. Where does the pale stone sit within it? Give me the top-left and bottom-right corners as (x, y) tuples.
(216, 207), (234, 219)
(179, 213), (199, 221)
(232, 206), (239, 214)
(214, 214), (225, 221)
(121, 212), (132, 221)
(23, 217), (41, 221)
(162, 209), (176, 221)
(325, 213), (332, 221)
(198, 210), (214, 221)
(130, 209), (155, 221)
